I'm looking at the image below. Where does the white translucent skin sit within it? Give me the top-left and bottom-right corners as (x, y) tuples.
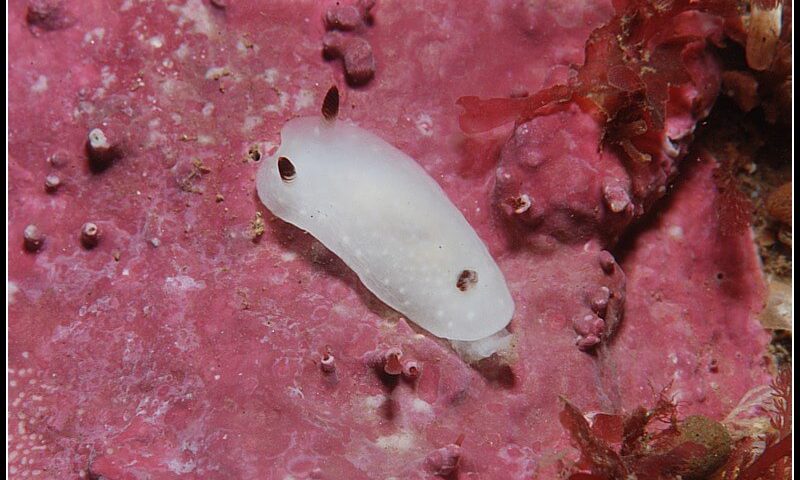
(256, 117), (514, 341)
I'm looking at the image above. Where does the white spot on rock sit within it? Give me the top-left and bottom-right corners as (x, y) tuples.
(100, 67), (116, 88)
(243, 115), (263, 132)
(166, 458), (196, 474)
(668, 225), (684, 240)
(148, 35), (165, 49)
(375, 431), (415, 452)
(263, 68), (279, 85)
(362, 395), (386, 410)
(164, 275), (206, 292)
(83, 28), (105, 46)
(174, 43), (190, 60)
(168, 0), (215, 36)
(280, 252), (297, 262)
(31, 75), (48, 93)
(415, 113), (434, 137)
(8, 282), (19, 304)
(202, 102), (215, 117)
(205, 66), (230, 81)
(410, 398), (433, 414)
(293, 89), (315, 111)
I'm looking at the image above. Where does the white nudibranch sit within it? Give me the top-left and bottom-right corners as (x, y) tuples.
(256, 86), (514, 346)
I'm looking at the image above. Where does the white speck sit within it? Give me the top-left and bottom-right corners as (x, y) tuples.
(280, 252), (297, 262)
(263, 68), (279, 85)
(205, 66), (230, 81)
(266, 90), (289, 113)
(260, 141), (278, 156)
(668, 225), (684, 240)
(165, 275), (206, 292)
(287, 386), (305, 399)
(363, 395), (386, 409)
(243, 115), (263, 132)
(410, 398), (433, 414)
(148, 35), (165, 49)
(202, 102), (215, 117)
(8, 282), (19, 304)
(293, 89), (315, 111)
(375, 432), (415, 452)
(83, 27), (105, 46)
(236, 38), (258, 53)
(174, 43), (190, 60)
(31, 75), (48, 93)
(168, 0), (215, 36)
(21, 352), (29, 359)
(214, 375), (220, 380)
(668, 352), (678, 364)
(415, 113), (434, 137)
(122, 269), (130, 276)
(166, 458), (196, 474)
(100, 67), (116, 88)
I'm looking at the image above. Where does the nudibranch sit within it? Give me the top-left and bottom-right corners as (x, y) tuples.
(257, 87), (514, 347)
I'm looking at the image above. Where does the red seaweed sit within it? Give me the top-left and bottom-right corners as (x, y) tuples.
(561, 383), (741, 479)
(737, 435), (792, 480)
(457, 0), (741, 164)
(734, 368), (793, 480)
(559, 397), (629, 479)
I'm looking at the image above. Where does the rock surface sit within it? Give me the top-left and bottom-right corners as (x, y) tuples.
(8, 0), (770, 478)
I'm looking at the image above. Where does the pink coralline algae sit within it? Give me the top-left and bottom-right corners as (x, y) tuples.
(7, 0), (779, 478)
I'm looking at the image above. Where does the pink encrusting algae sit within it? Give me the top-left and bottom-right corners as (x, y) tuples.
(7, 0), (784, 478)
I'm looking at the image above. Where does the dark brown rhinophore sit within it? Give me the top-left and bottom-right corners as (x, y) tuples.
(277, 156), (296, 182)
(456, 269), (478, 291)
(322, 85), (340, 121)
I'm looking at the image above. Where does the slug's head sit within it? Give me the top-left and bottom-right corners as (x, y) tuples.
(256, 85), (341, 218)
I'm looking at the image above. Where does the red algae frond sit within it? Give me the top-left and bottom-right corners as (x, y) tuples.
(457, 0), (739, 164)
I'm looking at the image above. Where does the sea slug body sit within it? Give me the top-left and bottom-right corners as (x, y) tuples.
(256, 90), (514, 342)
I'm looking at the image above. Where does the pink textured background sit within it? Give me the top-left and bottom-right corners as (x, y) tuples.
(8, 0), (770, 478)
